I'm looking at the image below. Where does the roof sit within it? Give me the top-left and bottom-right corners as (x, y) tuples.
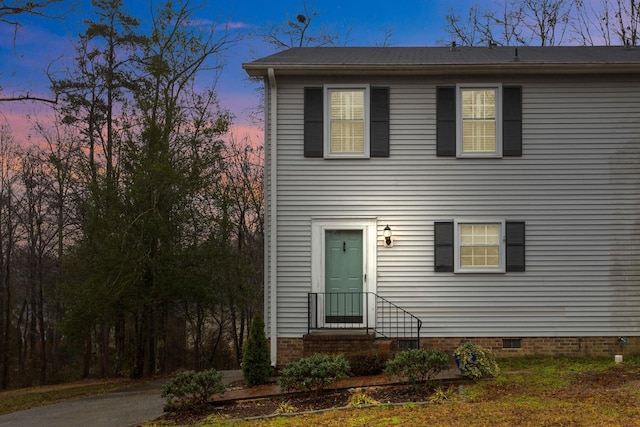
(243, 46), (640, 77)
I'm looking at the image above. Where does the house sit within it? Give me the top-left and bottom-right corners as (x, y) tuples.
(243, 46), (640, 367)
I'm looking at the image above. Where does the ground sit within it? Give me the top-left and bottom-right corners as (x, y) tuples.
(157, 360), (640, 426)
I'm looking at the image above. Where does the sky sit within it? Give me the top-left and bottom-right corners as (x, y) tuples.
(0, 0), (474, 145)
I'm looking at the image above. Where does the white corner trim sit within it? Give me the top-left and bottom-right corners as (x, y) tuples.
(267, 68), (278, 366)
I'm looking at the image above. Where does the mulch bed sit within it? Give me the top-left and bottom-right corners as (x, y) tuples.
(159, 379), (452, 424)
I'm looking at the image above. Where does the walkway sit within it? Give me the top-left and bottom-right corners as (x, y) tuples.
(212, 367), (461, 403)
(0, 371), (241, 427)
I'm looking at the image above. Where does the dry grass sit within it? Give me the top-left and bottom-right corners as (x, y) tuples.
(0, 378), (137, 415)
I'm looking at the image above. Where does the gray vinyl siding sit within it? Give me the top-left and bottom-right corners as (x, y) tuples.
(268, 75), (640, 338)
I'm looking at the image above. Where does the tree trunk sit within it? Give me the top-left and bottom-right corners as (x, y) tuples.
(99, 320), (109, 377)
(82, 330), (92, 378)
(144, 306), (156, 377)
(115, 314), (125, 375)
(37, 254), (47, 384)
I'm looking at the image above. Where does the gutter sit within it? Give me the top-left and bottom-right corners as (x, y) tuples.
(267, 68), (278, 367)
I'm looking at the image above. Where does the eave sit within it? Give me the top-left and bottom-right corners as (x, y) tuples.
(242, 62), (640, 78)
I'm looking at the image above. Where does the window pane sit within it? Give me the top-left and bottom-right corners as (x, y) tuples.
(462, 90), (495, 119)
(461, 88), (497, 153)
(460, 224), (500, 268)
(330, 91), (364, 120)
(329, 89), (365, 154)
(331, 122), (364, 152)
(462, 120), (496, 152)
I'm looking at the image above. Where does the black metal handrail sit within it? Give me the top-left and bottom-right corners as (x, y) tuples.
(307, 292), (422, 348)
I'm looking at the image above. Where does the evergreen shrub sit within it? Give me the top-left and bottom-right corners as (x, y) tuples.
(242, 314), (272, 386)
(384, 348), (450, 386)
(278, 353), (350, 395)
(162, 368), (225, 412)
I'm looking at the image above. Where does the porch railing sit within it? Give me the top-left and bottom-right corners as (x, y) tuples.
(307, 292), (422, 348)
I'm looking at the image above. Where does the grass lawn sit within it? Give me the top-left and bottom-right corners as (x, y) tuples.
(196, 355), (640, 427)
(0, 378), (138, 415)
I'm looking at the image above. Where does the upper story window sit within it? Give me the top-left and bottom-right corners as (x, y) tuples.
(457, 84), (502, 157)
(436, 84), (521, 158)
(304, 86), (388, 158)
(324, 86), (370, 158)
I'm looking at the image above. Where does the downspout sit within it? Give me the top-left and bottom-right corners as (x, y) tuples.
(267, 68), (278, 366)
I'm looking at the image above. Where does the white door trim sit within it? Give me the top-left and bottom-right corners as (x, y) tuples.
(311, 218), (377, 328)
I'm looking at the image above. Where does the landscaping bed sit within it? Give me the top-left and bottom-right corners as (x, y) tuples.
(157, 379), (452, 424)
(155, 356), (640, 426)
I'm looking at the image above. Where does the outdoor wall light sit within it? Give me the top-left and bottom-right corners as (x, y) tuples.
(383, 225), (393, 247)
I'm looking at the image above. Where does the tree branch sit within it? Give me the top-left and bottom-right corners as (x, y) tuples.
(0, 93), (58, 104)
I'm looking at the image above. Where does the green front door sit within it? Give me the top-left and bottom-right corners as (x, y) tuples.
(325, 230), (363, 323)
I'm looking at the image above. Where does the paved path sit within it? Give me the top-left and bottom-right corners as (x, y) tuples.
(0, 371), (243, 427)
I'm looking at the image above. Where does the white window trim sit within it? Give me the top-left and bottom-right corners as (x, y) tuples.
(456, 83), (502, 158)
(311, 218), (377, 328)
(454, 219), (506, 273)
(323, 84), (371, 159)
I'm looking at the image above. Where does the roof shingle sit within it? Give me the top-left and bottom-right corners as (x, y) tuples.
(243, 46), (640, 76)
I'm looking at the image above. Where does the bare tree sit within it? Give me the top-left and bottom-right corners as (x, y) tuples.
(375, 27), (395, 47)
(444, 0), (577, 46)
(443, 6), (485, 46)
(491, 0), (527, 45)
(572, 0), (606, 45)
(611, 0), (640, 45)
(0, 125), (19, 388)
(443, 2), (527, 46)
(1, 0), (69, 103)
(521, 0), (574, 45)
(0, 0), (65, 26)
(569, 0), (640, 46)
(3, 145), (60, 385)
(258, 1), (342, 50)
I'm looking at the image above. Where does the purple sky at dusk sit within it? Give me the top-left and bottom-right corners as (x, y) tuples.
(0, 0), (473, 144)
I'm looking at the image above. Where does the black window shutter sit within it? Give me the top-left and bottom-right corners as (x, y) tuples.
(304, 87), (323, 157)
(370, 87), (390, 157)
(434, 221), (454, 272)
(503, 86), (522, 157)
(436, 86), (456, 157)
(506, 221), (525, 272)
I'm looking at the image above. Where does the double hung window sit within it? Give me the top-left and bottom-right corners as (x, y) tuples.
(458, 222), (503, 271)
(325, 86), (370, 158)
(304, 85), (389, 158)
(434, 220), (525, 273)
(436, 84), (521, 157)
(458, 84), (501, 157)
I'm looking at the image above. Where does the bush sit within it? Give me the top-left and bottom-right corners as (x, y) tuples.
(346, 349), (389, 377)
(384, 348), (450, 386)
(454, 342), (500, 380)
(278, 353), (350, 395)
(162, 368), (225, 412)
(242, 314), (272, 386)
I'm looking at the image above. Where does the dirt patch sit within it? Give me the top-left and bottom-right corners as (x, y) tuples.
(571, 364), (640, 388)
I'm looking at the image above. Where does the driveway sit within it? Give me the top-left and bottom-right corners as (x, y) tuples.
(0, 370), (243, 427)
